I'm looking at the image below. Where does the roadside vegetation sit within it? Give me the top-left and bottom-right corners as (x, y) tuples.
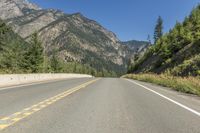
(126, 5), (200, 96)
(123, 74), (200, 96)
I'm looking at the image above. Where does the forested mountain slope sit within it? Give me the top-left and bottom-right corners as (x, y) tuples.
(129, 5), (200, 76)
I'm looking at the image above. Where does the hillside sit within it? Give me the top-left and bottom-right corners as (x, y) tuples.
(0, 0), (136, 76)
(128, 5), (200, 77)
(121, 40), (149, 52)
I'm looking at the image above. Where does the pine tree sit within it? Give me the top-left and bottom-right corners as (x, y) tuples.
(50, 49), (62, 73)
(25, 32), (44, 73)
(190, 5), (200, 40)
(0, 20), (10, 51)
(73, 62), (77, 73)
(0, 21), (24, 73)
(154, 16), (163, 44)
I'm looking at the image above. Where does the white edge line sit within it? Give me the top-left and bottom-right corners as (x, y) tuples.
(126, 79), (200, 117)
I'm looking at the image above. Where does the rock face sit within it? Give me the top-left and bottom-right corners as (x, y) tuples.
(121, 40), (150, 62)
(0, 0), (40, 19)
(0, 0), (135, 74)
(121, 40), (149, 53)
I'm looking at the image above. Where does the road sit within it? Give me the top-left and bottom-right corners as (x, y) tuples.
(0, 78), (200, 133)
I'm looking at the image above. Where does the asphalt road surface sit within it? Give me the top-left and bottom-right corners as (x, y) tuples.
(0, 78), (200, 133)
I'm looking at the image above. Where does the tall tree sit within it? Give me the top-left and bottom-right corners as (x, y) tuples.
(50, 49), (62, 73)
(0, 20), (27, 73)
(0, 20), (10, 51)
(154, 16), (163, 44)
(190, 5), (200, 40)
(25, 32), (44, 73)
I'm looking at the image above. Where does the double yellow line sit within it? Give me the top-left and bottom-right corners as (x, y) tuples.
(0, 78), (99, 131)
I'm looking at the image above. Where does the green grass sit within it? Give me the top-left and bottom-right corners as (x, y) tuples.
(123, 74), (200, 96)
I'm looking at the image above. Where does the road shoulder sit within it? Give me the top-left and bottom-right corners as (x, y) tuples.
(124, 78), (200, 115)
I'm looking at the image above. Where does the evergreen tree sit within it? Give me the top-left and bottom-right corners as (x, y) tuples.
(154, 16), (163, 44)
(0, 20), (9, 51)
(50, 49), (62, 73)
(73, 62), (77, 73)
(25, 32), (44, 73)
(190, 5), (200, 40)
(91, 69), (95, 76)
(0, 20), (27, 73)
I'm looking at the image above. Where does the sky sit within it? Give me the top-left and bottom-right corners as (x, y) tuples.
(29, 0), (199, 41)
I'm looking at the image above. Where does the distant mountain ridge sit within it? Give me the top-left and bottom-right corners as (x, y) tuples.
(0, 0), (145, 75)
(121, 40), (149, 52)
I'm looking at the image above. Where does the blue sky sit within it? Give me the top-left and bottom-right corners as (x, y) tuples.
(29, 0), (199, 41)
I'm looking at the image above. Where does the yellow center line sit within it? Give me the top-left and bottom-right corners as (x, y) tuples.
(12, 118), (22, 122)
(32, 108), (40, 111)
(40, 105), (47, 108)
(24, 107), (31, 111)
(1, 117), (10, 121)
(0, 78), (99, 131)
(13, 112), (22, 116)
(23, 112), (32, 116)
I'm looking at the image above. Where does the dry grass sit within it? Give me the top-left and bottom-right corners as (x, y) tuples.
(123, 74), (200, 96)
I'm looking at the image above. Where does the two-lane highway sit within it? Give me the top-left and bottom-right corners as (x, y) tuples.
(0, 78), (200, 133)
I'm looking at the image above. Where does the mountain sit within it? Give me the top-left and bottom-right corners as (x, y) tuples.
(0, 0), (40, 19)
(128, 5), (200, 77)
(0, 0), (136, 75)
(122, 40), (149, 60)
(121, 40), (149, 52)
(122, 40), (150, 69)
